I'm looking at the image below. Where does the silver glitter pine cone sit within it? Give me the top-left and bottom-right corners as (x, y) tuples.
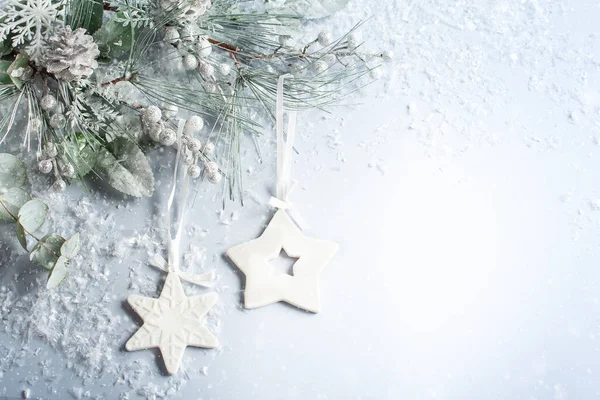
(43, 27), (100, 82)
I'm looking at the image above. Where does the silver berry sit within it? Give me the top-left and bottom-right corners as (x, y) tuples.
(160, 128), (177, 146)
(184, 115), (204, 135)
(44, 142), (58, 158)
(147, 121), (163, 142)
(40, 95), (58, 112)
(61, 162), (76, 178)
(317, 30), (332, 46)
(322, 53), (337, 66)
(183, 151), (195, 166)
(202, 141), (215, 156)
(197, 61), (214, 76)
(195, 37), (212, 58)
(346, 32), (361, 50)
(204, 160), (219, 175)
(164, 26), (180, 44)
(188, 165), (201, 178)
(53, 179), (67, 192)
(49, 113), (67, 129)
(187, 137), (203, 153)
(218, 63), (231, 76)
(38, 159), (53, 174)
(183, 54), (198, 70)
(207, 170), (221, 184)
(143, 105), (162, 123)
(291, 62), (305, 76)
(312, 60), (328, 74)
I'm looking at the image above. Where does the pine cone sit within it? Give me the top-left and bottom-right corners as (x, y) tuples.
(43, 27), (100, 82)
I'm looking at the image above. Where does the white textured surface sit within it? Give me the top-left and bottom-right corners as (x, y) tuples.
(1, 0), (600, 399)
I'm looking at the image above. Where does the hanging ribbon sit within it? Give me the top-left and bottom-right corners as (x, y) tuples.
(268, 74), (309, 230)
(150, 119), (215, 287)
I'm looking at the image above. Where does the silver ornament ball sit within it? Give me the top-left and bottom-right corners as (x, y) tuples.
(38, 159), (53, 174)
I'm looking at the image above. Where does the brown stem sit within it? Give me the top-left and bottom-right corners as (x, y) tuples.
(104, 2), (118, 12)
(100, 73), (137, 87)
(207, 38), (240, 53)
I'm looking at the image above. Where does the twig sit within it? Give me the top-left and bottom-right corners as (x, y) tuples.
(100, 73), (137, 87)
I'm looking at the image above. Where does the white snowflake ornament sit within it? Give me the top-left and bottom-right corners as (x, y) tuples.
(126, 273), (219, 374)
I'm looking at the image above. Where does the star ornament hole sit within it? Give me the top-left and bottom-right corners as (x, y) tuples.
(270, 248), (298, 276)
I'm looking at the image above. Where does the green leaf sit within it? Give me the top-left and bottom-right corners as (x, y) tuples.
(47, 256), (68, 289)
(30, 234), (66, 270)
(61, 233), (80, 259)
(6, 53), (29, 90)
(0, 153), (27, 192)
(62, 135), (99, 178)
(93, 12), (137, 58)
(0, 187), (30, 222)
(0, 60), (12, 84)
(97, 138), (155, 197)
(16, 222), (27, 250)
(18, 199), (48, 233)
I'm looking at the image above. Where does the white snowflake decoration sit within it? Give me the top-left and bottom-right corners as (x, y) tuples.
(0, 0), (66, 61)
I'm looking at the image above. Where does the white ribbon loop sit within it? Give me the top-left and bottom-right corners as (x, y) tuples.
(270, 74), (309, 230)
(153, 118), (215, 288)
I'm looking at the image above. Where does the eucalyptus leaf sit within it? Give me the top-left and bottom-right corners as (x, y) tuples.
(47, 256), (68, 289)
(18, 199), (49, 233)
(6, 53), (29, 90)
(0, 153), (27, 192)
(96, 138), (154, 197)
(0, 60), (12, 84)
(0, 187), (30, 222)
(93, 12), (137, 58)
(30, 234), (66, 270)
(15, 222), (27, 250)
(61, 233), (80, 259)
